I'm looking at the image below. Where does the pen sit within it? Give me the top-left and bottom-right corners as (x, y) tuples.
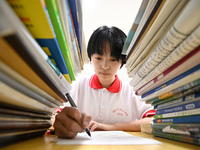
(66, 93), (91, 137)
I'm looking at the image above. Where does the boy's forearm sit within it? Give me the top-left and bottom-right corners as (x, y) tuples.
(111, 117), (153, 131)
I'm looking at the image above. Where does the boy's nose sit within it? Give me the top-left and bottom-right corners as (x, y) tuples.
(101, 60), (110, 70)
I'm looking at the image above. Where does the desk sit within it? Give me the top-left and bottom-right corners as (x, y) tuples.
(1, 132), (199, 150)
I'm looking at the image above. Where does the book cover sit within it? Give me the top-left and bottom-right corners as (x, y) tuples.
(45, 0), (76, 81)
(136, 46), (200, 96)
(7, 0), (72, 84)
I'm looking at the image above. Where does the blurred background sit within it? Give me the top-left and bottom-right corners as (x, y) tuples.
(79, 0), (142, 81)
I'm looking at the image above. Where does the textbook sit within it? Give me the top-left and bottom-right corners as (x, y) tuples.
(155, 100), (200, 115)
(129, 0), (200, 87)
(141, 72), (200, 103)
(126, 0), (187, 72)
(153, 115), (200, 124)
(135, 46), (200, 96)
(151, 84), (200, 106)
(154, 91), (200, 110)
(141, 64), (200, 98)
(45, 0), (76, 81)
(152, 130), (200, 145)
(56, 0), (82, 74)
(0, 37), (64, 104)
(7, 0), (72, 84)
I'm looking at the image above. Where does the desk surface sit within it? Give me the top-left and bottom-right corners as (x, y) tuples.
(1, 132), (199, 150)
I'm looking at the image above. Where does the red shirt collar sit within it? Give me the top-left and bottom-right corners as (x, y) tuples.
(89, 74), (122, 93)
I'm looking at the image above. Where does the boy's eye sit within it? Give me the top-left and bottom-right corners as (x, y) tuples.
(111, 58), (117, 61)
(95, 57), (101, 60)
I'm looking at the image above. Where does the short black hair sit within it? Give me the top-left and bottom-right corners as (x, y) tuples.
(87, 26), (127, 68)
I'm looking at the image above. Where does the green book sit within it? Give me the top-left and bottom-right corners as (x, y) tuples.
(45, 0), (75, 81)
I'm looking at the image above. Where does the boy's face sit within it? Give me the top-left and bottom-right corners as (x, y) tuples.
(91, 42), (122, 87)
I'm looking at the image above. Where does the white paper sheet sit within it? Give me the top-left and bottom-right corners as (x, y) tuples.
(54, 131), (162, 145)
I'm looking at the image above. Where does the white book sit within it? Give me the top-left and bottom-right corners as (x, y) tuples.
(129, 0), (200, 87)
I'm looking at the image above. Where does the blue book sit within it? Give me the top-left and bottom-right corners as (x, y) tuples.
(153, 115), (200, 123)
(68, 0), (82, 58)
(156, 100), (200, 115)
(142, 64), (200, 98)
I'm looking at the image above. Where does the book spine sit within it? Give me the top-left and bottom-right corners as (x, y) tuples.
(156, 101), (200, 115)
(141, 64), (200, 98)
(134, 25), (200, 91)
(154, 92), (200, 109)
(136, 46), (200, 95)
(152, 84), (200, 106)
(45, 0), (76, 81)
(141, 71), (200, 102)
(7, 0), (72, 84)
(153, 115), (200, 123)
(152, 131), (200, 145)
(68, 0), (82, 58)
(154, 107), (200, 119)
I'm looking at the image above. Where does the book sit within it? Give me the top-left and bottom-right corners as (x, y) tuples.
(0, 1), (71, 101)
(0, 128), (47, 147)
(153, 115), (200, 123)
(154, 107), (200, 119)
(121, 0), (149, 55)
(151, 84), (200, 106)
(133, 25), (200, 90)
(0, 107), (51, 119)
(129, 0), (200, 87)
(7, 0), (72, 84)
(154, 91), (200, 110)
(155, 100), (200, 115)
(66, 0), (84, 70)
(56, 0), (82, 73)
(152, 123), (200, 135)
(44, 0), (76, 81)
(0, 69), (59, 108)
(126, 0), (187, 73)
(135, 46), (200, 96)
(141, 71), (200, 102)
(0, 37), (64, 104)
(68, 0), (82, 59)
(152, 130), (200, 145)
(141, 64), (200, 98)
(0, 81), (55, 114)
(126, 0), (165, 58)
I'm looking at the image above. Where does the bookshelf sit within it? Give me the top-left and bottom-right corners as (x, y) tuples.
(0, 0), (200, 148)
(124, 0), (200, 146)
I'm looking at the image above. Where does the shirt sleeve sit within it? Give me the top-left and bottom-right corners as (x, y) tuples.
(142, 109), (155, 118)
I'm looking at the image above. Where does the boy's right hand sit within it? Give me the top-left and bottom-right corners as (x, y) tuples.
(53, 106), (91, 138)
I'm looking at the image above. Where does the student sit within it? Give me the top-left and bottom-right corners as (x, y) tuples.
(53, 26), (155, 138)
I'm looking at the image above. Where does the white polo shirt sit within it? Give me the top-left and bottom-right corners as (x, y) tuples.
(64, 74), (154, 124)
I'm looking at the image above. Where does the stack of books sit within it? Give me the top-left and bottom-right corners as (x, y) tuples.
(0, 0), (86, 147)
(123, 0), (200, 145)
